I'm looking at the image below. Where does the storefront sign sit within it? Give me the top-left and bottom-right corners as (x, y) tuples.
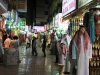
(62, 0), (76, 17)
(55, 13), (69, 30)
(17, 0), (27, 12)
(78, 0), (92, 8)
(55, 13), (62, 27)
(33, 26), (44, 32)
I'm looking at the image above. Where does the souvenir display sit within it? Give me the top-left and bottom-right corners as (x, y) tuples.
(89, 36), (100, 75)
(69, 16), (83, 37)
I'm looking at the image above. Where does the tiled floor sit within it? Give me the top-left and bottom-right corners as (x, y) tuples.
(0, 46), (69, 75)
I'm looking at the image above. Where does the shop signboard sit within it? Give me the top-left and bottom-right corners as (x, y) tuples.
(62, 0), (76, 17)
(78, 0), (93, 8)
(33, 26), (44, 32)
(17, 0), (27, 12)
(55, 13), (70, 31)
(55, 13), (62, 27)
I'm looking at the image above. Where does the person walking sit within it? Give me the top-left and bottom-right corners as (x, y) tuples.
(32, 37), (38, 56)
(42, 35), (46, 57)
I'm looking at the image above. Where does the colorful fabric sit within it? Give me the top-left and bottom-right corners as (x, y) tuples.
(95, 14), (100, 36)
(83, 12), (95, 43)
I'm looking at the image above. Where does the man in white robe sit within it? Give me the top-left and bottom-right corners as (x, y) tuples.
(61, 33), (72, 74)
(70, 26), (92, 75)
(65, 31), (71, 74)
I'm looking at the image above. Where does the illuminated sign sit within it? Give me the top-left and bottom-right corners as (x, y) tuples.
(62, 0), (76, 17)
(17, 0), (27, 12)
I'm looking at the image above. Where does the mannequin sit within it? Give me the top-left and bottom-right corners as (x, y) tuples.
(65, 30), (71, 74)
(83, 8), (95, 43)
(94, 9), (100, 36)
(58, 40), (67, 73)
(61, 30), (71, 74)
(70, 26), (92, 75)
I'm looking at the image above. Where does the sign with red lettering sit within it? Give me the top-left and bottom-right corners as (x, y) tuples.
(62, 0), (76, 17)
(78, 0), (92, 8)
(55, 13), (69, 28)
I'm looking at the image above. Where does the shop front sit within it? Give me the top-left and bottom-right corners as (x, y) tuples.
(62, 0), (100, 75)
(55, 13), (70, 38)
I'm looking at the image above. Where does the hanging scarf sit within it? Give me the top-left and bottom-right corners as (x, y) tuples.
(62, 44), (67, 55)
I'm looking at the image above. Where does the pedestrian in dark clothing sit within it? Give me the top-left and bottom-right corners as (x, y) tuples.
(42, 35), (46, 57)
(32, 37), (38, 56)
(54, 40), (58, 63)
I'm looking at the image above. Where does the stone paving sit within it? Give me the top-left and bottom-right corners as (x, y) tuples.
(0, 46), (69, 75)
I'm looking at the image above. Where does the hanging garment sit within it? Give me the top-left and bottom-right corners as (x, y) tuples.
(71, 35), (92, 75)
(83, 12), (95, 43)
(94, 14), (100, 36)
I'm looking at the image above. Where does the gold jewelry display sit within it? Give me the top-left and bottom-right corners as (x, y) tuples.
(89, 36), (100, 75)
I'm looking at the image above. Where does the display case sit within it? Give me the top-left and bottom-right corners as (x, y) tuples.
(69, 16), (83, 37)
(89, 36), (100, 75)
